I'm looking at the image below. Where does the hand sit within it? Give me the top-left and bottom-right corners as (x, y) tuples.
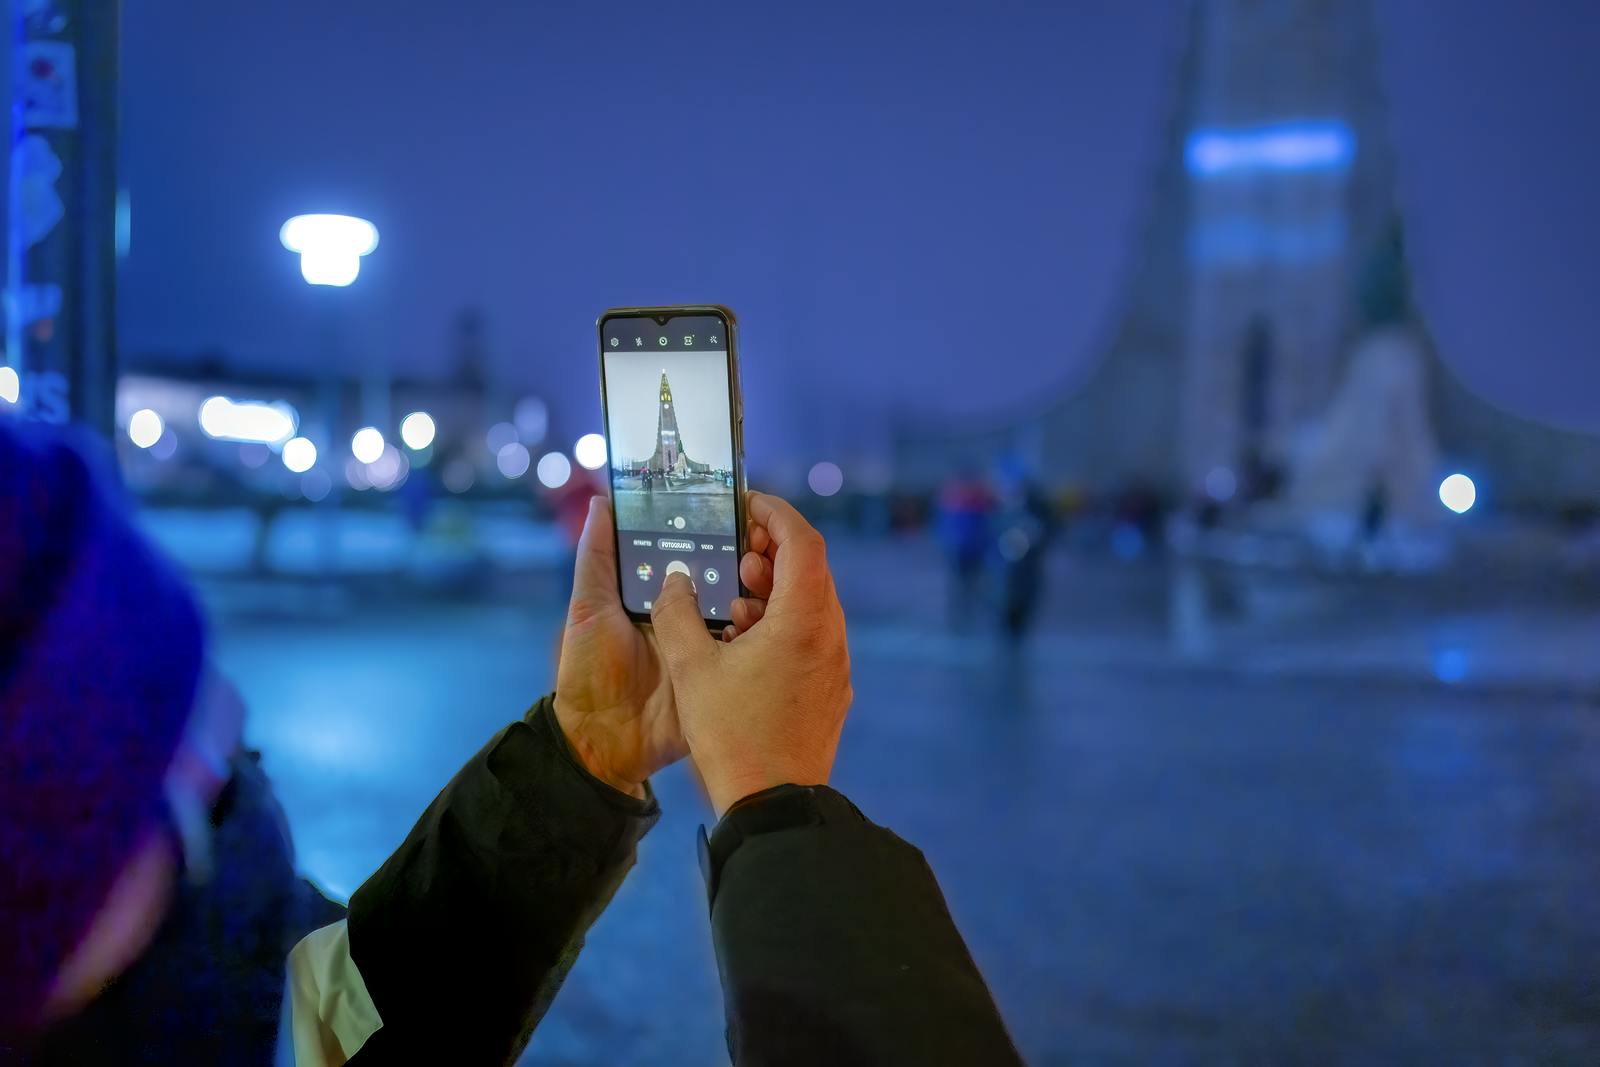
(651, 491), (852, 816)
(555, 497), (689, 797)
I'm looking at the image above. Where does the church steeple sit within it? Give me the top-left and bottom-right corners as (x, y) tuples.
(639, 371), (709, 474)
(652, 371), (683, 470)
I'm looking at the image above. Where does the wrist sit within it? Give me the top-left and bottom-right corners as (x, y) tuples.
(703, 764), (830, 818)
(553, 696), (646, 800)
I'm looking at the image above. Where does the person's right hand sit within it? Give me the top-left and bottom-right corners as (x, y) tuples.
(650, 491), (852, 817)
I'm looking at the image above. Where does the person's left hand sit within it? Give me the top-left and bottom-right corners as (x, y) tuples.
(554, 497), (689, 797)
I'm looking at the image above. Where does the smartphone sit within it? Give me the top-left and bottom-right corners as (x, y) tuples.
(597, 305), (746, 629)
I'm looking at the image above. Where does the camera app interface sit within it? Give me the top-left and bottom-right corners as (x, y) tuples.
(602, 316), (737, 621)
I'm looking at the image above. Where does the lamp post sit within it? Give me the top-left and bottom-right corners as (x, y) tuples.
(281, 213), (378, 575)
(8, 0), (120, 434)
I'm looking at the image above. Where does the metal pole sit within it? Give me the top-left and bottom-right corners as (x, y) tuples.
(9, 0), (119, 435)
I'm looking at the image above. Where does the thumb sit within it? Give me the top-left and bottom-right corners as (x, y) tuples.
(569, 496), (617, 609)
(651, 572), (717, 677)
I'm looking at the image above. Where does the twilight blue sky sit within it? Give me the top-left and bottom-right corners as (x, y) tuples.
(100, 1), (1600, 460)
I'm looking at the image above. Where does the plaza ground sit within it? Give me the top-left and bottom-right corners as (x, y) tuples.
(612, 480), (736, 535)
(199, 532), (1600, 1064)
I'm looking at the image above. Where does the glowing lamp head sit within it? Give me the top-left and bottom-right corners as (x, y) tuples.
(280, 214), (379, 287)
(199, 396), (298, 444)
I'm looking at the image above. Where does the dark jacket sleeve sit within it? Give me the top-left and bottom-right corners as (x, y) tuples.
(705, 785), (1022, 1066)
(344, 695), (658, 1065)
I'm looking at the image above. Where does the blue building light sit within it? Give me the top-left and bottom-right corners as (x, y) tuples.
(1185, 120), (1355, 177)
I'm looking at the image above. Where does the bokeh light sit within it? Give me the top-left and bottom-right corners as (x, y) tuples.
(1439, 473), (1476, 514)
(0, 367), (18, 404)
(514, 396), (548, 444)
(400, 411), (436, 451)
(486, 421), (519, 455)
(282, 436), (317, 473)
(351, 426), (385, 464)
(807, 461), (844, 497)
(496, 441), (531, 479)
(199, 396), (297, 444)
(574, 433), (608, 471)
(301, 469), (332, 502)
(442, 459), (476, 494)
(368, 444), (408, 490)
(1204, 466), (1237, 502)
(536, 451), (572, 489)
(128, 408), (164, 449)
(1433, 647), (1468, 684)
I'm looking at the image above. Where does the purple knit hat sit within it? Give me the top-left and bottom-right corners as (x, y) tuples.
(0, 421), (204, 1032)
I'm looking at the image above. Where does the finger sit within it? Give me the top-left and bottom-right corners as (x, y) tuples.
(746, 491), (828, 602)
(568, 496), (617, 612)
(720, 624), (739, 643)
(731, 596), (766, 632)
(747, 491), (821, 551)
(747, 521), (772, 557)
(739, 551), (773, 599)
(650, 572), (717, 675)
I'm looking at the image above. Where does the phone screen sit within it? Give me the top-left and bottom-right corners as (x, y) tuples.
(600, 311), (741, 624)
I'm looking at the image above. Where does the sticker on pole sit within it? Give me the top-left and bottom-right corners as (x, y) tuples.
(20, 41), (79, 129)
(14, 135), (65, 248)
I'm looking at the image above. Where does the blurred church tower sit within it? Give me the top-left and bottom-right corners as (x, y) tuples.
(1171, 0), (1397, 494)
(990, 0), (1600, 510)
(1030, 0), (1399, 499)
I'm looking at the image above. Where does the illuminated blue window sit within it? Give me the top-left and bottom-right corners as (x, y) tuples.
(1185, 120), (1355, 177)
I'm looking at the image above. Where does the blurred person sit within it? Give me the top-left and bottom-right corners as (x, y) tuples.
(2, 422), (1017, 1065)
(0, 423), (335, 1062)
(992, 454), (1055, 641)
(935, 461), (996, 627)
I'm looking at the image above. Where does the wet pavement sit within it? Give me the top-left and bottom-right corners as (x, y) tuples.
(206, 537), (1600, 1064)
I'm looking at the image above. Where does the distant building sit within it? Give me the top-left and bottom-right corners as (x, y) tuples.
(896, 0), (1600, 511)
(631, 372), (710, 476)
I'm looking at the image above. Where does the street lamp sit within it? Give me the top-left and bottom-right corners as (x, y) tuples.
(279, 214), (379, 287)
(282, 212), (379, 577)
